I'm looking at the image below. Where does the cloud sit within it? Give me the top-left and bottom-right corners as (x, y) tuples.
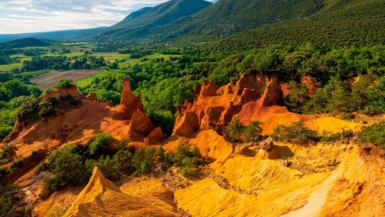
(0, 0), (168, 34)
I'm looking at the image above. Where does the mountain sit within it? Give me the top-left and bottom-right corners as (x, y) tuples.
(94, 0), (212, 37)
(94, 0), (325, 40)
(0, 27), (106, 43)
(205, 0), (385, 50)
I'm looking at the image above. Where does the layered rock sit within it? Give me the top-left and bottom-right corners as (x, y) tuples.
(234, 73), (268, 95)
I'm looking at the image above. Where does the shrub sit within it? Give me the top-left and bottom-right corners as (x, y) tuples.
(243, 121), (263, 142)
(49, 97), (59, 106)
(113, 149), (133, 174)
(85, 156), (120, 181)
(360, 122), (385, 148)
(118, 139), (130, 150)
(10, 160), (24, 171)
(0, 143), (12, 158)
(54, 79), (74, 89)
(0, 159), (7, 166)
(341, 112), (354, 120)
(0, 167), (10, 180)
(224, 117), (245, 142)
(271, 121), (318, 144)
(39, 106), (54, 117)
(320, 131), (341, 142)
(0, 184), (20, 215)
(131, 147), (156, 174)
(89, 133), (113, 155)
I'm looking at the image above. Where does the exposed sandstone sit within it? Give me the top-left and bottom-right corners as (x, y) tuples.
(259, 137), (274, 152)
(145, 127), (166, 145)
(200, 78), (217, 97)
(220, 102), (234, 126)
(260, 75), (284, 107)
(115, 78), (145, 119)
(63, 167), (179, 217)
(88, 92), (98, 101)
(193, 82), (201, 98)
(234, 73), (268, 95)
(127, 109), (155, 141)
(172, 112), (199, 138)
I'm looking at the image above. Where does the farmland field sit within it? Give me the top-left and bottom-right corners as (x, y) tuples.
(30, 69), (103, 89)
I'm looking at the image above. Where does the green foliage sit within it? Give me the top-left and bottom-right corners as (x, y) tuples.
(368, 77), (385, 113)
(0, 184), (20, 215)
(10, 160), (24, 171)
(1, 143), (12, 158)
(118, 138), (130, 150)
(113, 149), (134, 174)
(271, 121), (318, 144)
(224, 117), (245, 142)
(243, 121), (263, 143)
(89, 132), (113, 155)
(341, 113), (354, 120)
(284, 81), (310, 114)
(320, 131), (341, 142)
(54, 79), (74, 89)
(131, 147), (156, 174)
(85, 155), (120, 181)
(0, 167), (10, 180)
(360, 122), (385, 148)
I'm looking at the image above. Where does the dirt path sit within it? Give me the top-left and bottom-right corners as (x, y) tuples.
(31, 69), (103, 89)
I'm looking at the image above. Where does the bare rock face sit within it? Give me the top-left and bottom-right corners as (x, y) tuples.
(172, 112), (200, 138)
(238, 88), (262, 106)
(145, 127), (165, 145)
(235, 73), (268, 95)
(117, 78), (145, 119)
(88, 92), (98, 101)
(220, 102), (234, 126)
(200, 78), (217, 97)
(235, 143), (253, 154)
(260, 137), (274, 152)
(260, 75), (284, 107)
(127, 109), (155, 141)
(193, 82), (201, 99)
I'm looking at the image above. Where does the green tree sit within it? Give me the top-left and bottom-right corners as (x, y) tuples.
(243, 121), (263, 142)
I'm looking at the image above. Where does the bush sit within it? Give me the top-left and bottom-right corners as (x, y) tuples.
(49, 97), (59, 106)
(113, 149), (133, 174)
(341, 113), (354, 120)
(89, 133), (113, 155)
(320, 131), (341, 142)
(54, 79), (74, 89)
(271, 121), (318, 144)
(224, 117), (245, 142)
(131, 147), (156, 174)
(0, 184), (20, 215)
(85, 156), (120, 181)
(243, 121), (263, 142)
(360, 122), (385, 148)
(0, 167), (10, 180)
(10, 160), (24, 171)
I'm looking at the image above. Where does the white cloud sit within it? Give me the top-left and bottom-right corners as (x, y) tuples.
(0, 0), (168, 34)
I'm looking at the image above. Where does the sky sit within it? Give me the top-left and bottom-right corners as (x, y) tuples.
(0, 0), (171, 34)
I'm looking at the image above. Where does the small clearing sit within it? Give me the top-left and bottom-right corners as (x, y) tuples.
(31, 69), (103, 89)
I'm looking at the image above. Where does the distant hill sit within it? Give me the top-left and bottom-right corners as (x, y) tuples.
(95, 0), (324, 40)
(0, 27), (106, 43)
(0, 38), (52, 49)
(205, 0), (385, 51)
(94, 0), (212, 37)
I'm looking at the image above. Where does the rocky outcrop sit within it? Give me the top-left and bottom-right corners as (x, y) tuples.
(116, 78), (145, 119)
(259, 137), (274, 152)
(172, 112), (199, 138)
(200, 79), (217, 97)
(63, 167), (179, 217)
(88, 92), (98, 101)
(193, 83), (201, 99)
(260, 75), (284, 107)
(238, 88), (262, 106)
(145, 127), (166, 145)
(220, 102), (234, 126)
(234, 73), (268, 95)
(127, 109), (155, 141)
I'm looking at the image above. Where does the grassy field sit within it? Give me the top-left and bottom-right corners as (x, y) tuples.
(0, 63), (23, 72)
(31, 69), (103, 89)
(75, 70), (115, 88)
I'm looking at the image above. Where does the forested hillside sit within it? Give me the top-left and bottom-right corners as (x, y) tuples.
(206, 0), (385, 50)
(95, 0), (212, 37)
